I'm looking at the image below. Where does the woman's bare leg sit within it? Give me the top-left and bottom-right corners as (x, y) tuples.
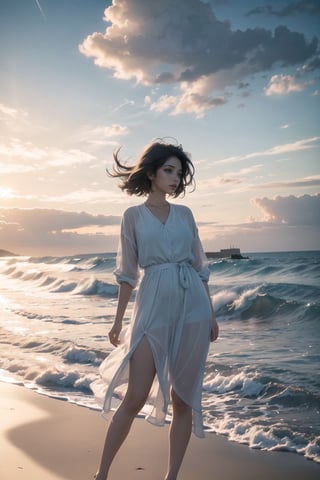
(164, 389), (192, 480)
(95, 337), (156, 480)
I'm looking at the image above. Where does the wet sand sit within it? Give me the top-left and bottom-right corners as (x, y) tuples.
(1, 382), (319, 480)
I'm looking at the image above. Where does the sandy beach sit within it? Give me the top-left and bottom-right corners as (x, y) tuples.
(0, 382), (319, 480)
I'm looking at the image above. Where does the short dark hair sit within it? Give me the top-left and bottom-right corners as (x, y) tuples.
(107, 140), (195, 197)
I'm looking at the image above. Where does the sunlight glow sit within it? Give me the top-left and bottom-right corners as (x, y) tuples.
(0, 294), (9, 306)
(0, 187), (14, 199)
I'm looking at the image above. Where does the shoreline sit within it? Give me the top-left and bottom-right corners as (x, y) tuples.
(1, 382), (319, 480)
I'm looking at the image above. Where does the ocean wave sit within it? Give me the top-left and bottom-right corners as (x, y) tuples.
(204, 365), (320, 413)
(268, 385), (320, 410)
(206, 416), (320, 463)
(69, 256), (115, 272)
(39, 276), (59, 287)
(63, 346), (104, 366)
(73, 278), (118, 297)
(0, 341), (105, 396)
(21, 271), (44, 281)
(11, 309), (57, 322)
(203, 366), (320, 463)
(34, 368), (96, 393)
(255, 265), (284, 276)
(85, 256), (115, 270)
(209, 252), (320, 287)
(1, 261), (118, 298)
(11, 269), (24, 279)
(213, 283), (319, 323)
(213, 287), (284, 320)
(304, 303), (320, 323)
(3, 266), (16, 275)
(51, 281), (78, 293)
(204, 370), (265, 397)
(2, 331), (107, 362)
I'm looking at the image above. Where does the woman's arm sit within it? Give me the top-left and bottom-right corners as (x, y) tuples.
(187, 209), (219, 342)
(111, 208), (138, 346)
(203, 281), (219, 342)
(108, 282), (133, 347)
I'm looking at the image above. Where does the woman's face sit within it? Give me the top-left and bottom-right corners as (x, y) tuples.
(151, 156), (182, 195)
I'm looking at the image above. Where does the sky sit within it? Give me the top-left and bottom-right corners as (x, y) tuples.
(0, 0), (319, 256)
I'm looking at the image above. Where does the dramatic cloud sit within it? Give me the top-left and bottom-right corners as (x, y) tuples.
(246, 1), (320, 17)
(253, 193), (320, 226)
(80, 1), (317, 84)
(149, 87), (227, 118)
(79, 0), (318, 115)
(0, 208), (121, 255)
(150, 95), (178, 113)
(264, 56), (319, 96)
(264, 74), (312, 95)
(297, 56), (320, 75)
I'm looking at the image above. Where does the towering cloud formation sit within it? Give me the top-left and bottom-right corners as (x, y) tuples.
(254, 193), (320, 226)
(79, 0), (318, 115)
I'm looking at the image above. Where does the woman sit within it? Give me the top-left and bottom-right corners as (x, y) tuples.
(93, 139), (219, 480)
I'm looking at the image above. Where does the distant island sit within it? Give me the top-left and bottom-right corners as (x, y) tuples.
(0, 249), (19, 257)
(206, 247), (248, 259)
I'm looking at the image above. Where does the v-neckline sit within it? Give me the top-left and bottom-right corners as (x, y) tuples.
(143, 203), (172, 225)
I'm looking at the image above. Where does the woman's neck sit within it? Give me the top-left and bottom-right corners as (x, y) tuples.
(145, 193), (168, 207)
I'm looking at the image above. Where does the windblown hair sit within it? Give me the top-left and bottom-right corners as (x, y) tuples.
(107, 140), (195, 197)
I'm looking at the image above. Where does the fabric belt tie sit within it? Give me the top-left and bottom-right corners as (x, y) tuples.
(144, 262), (192, 289)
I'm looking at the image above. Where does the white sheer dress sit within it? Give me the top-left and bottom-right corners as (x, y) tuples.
(92, 203), (212, 437)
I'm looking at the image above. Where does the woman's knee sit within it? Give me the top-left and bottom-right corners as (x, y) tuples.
(171, 389), (191, 414)
(122, 388), (148, 415)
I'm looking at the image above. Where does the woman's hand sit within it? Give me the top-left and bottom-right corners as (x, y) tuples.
(108, 321), (122, 347)
(109, 282), (133, 347)
(202, 281), (219, 342)
(210, 317), (219, 342)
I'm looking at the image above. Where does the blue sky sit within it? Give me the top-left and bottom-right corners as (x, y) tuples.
(0, 0), (319, 255)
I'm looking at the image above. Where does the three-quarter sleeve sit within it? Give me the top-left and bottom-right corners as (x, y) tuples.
(114, 208), (139, 288)
(188, 210), (210, 282)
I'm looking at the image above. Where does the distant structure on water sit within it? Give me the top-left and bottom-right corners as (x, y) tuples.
(206, 247), (248, 259)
